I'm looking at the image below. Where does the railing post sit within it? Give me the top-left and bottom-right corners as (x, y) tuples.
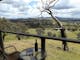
(0, 31), (4, 52)
(60, 28), (68, 51)
(41, 37), (46, 60)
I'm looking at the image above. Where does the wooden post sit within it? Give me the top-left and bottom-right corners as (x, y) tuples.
(41, 37), (46, 60)
(0, 31), (4, 51)
(60, 28), (68, 51)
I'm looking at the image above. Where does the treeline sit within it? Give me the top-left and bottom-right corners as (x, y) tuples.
(1, 17), (80, 32)
(63, 22), (80, 31)
(0, 18), (27, 33)
(0, 18), (28, 40)
(10, 18), (58, 28)
(10, 18), (80, 31)
(0, 18), (80, 32)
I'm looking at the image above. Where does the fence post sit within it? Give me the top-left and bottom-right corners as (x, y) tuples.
(0, 30), (4, 53)
(41, 37), (46, 60)
(60, 28), (68, 51)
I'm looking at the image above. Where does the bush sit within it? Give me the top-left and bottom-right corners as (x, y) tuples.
(36, 28), (45, 36)
(53, 33), (56, 37)
(77, 33), (80, 39)
(47, 32), (53, 37)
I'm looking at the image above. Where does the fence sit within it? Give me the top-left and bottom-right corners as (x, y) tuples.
(0, 30), (80, 60)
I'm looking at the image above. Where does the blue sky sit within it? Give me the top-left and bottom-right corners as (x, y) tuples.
(0, 0), (80, 19)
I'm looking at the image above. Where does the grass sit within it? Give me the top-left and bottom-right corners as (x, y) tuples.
(66, 31), (77, 39)
(3, 28), (80, 60)
(4, 39), (80, 60)
(46, 40), (80, 60)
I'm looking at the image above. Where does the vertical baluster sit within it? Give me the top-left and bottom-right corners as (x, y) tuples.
(41, 37), (46, 60)
(0, 31), (4, 51)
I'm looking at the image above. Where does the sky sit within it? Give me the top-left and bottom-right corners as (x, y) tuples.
(0, 0), (80, 19)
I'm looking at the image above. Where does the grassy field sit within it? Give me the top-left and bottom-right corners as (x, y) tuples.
(3, 28), (80, 60)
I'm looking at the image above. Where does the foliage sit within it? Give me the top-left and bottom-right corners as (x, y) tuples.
(0, 18), (27, 32)
(0, 17), (28, 40)
(47, 32), (53, 37)
(36, 28), (45, 36)
(77, 33), (80, 39)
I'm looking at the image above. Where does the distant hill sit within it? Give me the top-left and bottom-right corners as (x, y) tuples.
(8, 17), (80, 22)
(56, 17), (80, 21)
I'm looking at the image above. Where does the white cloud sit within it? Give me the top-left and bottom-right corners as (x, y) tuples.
(0, 0), (80, 18)
(70, 0), (80, 7)
(54, 7), (80, 18)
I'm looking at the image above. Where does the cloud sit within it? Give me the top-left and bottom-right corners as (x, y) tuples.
(0, 0), (80, 19)
(0, 2), (21, 17)
(0, 0), (29, 18)
(69, 0), (80, 8)
(0, 0), (42, 18)
(53, 7), (80, 18)
(52, 0), (80, 18)
(53, 0), (73, 9)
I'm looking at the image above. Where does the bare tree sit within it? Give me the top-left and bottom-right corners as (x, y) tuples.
(38, 0), (62, 27)
(39, 0), (68, 51)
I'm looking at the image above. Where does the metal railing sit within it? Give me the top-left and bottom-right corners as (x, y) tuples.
(0, 30), (80, 60)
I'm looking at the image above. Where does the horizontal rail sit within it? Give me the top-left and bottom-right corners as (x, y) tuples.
(1, 30), (80, 44)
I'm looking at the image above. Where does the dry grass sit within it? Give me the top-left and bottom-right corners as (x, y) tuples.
(3, 28), (80, 60)
(4, 39), (41, 53)
(3, 39), (80, 60)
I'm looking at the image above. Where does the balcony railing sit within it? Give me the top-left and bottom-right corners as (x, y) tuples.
(0, 30), (80, 60)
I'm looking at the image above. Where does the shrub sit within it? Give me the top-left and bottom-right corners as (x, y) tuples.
(36, 28), (45, 36)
